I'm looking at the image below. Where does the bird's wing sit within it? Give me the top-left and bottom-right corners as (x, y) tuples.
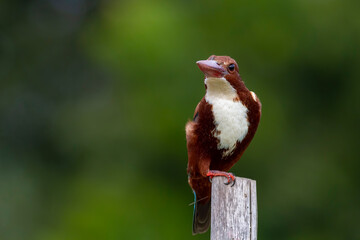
(250, 91), (262, 114)
(193, 101), (201, 122)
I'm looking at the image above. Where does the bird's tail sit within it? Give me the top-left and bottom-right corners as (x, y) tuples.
(192, 194), (211, 235)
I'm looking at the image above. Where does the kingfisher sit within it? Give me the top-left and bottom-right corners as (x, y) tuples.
(186, 55), (261, 234)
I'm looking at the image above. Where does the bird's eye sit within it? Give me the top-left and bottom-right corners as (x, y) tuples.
(228, 64), (235, 72)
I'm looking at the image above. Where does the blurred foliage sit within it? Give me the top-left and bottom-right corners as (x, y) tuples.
(0, 0), (359, 239)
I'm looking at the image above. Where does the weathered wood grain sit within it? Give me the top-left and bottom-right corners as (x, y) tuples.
(210, 176), (257, 240)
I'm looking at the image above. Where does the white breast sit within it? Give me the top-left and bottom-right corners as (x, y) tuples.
(205, 77), (249, 156)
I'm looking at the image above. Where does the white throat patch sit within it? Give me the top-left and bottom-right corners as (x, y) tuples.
(205, 77), (249, 156)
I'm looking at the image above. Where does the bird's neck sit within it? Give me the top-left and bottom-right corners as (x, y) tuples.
(205, 77), (239, 101)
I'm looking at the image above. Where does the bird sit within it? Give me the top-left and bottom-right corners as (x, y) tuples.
(186, 55), (261, 235)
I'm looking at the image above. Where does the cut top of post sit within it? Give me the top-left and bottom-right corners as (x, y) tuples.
(210, 176), (257, 240)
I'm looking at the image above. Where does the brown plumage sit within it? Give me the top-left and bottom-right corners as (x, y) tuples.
(186, 55), (261, 234)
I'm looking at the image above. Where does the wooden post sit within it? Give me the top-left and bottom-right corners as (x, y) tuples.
(211, 176), (257, 240)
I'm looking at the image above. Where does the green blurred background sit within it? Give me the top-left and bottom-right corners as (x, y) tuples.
(1, 0), (359, 239)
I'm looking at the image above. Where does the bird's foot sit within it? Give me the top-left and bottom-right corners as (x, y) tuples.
(206, 170), (236, 187)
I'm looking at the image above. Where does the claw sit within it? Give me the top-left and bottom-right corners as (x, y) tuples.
(224, 177), (236, 187)
(206, 170), (236, 187)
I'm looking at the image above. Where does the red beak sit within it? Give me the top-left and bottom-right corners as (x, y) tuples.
(196, 60), (228, 78)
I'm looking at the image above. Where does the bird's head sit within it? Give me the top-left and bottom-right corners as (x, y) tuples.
(196, 55), (243, 91)
(196, 55), (239, 78)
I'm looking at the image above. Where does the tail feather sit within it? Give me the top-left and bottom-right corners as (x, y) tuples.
(192, 196), (211, 235)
